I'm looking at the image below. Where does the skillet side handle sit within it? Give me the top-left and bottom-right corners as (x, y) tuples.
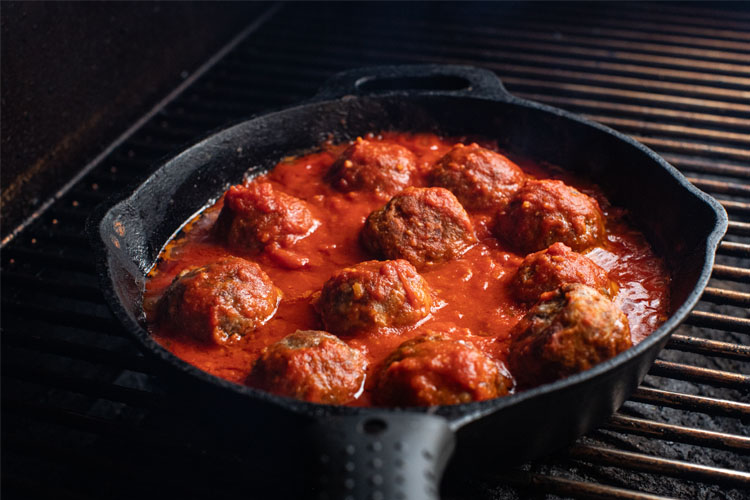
(312, 64), (514, 102)
(306, 412), (455, 500)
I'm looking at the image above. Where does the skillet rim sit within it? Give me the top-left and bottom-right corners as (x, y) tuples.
(87, 66), (729, 427)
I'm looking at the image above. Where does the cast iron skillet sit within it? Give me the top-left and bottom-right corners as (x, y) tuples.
(88, 65), (727, 500)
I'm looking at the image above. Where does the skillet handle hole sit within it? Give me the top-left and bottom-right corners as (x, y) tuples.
(361, 418), (388, 435)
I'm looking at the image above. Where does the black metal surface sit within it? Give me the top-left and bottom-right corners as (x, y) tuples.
(0, 2), (264, 240)
(88, 63), (726, 498)
(2, 3), (749, 499)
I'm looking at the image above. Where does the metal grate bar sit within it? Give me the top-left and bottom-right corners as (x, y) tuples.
(511, 76), (750, 115)
(501, 49), (750, 87)
(584, 116), (750, 146)
(632, 3), (750, 22)
(712, 264), (750, 282)
(511, 18), (750, 52)
(649, 360), (750, 389)
(686, 178), (750, 197)
(666, 334), (750, 361)
(629, 136), (750, 162)
(717, 241), (750, 258)
(495, 471), (675, 500)
(719, 200), (750, 215)
(498, 2), (750, 30)
(2, 332), (150, 373)
(686, 310), (750, 334)
(701, 286), (750, 307)
(516, 93), (750, 132)
(511, 6), (750, 41)
(2, 365), (164, 411)
(276, 14), (750, 75)
(248, 28), (750, 95)
(661, 156), (750, 179)
(492, 28), (749, 63)
(624, 2), (750, 24)
(387, 13), (750, 61)
(465, 63), (750, 102)
(602, 413), (750, 453)
(254, 39), (750, 92)
(630, 387), (750, 419)
(566, 444), (750, 488)
(727, 221), (750, 236)
(2, 398), (167, 444)
(3, 301), (124, 336)
(252, 39), (750, 116)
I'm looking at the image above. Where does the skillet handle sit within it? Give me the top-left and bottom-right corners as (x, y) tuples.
(306, 412), (455, 500)
(313, 64), (514, 102)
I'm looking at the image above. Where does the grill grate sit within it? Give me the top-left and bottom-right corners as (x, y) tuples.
(2, 3), (748, 499)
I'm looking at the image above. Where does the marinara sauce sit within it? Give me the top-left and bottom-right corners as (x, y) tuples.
(144, 132), (670, 406)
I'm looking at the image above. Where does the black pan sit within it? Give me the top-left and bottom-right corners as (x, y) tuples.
(88, 65), (727, 500)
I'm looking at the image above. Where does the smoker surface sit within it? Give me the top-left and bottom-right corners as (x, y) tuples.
(2, 3), (749, 499)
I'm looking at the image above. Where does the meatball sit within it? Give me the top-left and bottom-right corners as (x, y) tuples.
(313, 260), (433, 335)
(512, 242), (617, 303)
(248, 330), (366, 404)
(508, 284), (631, 389)
(214, 182), (318, 253)
(495, 179), (605, 254)
(428, 143), (525, 212)
(361, 187), (477, 269)
(326, 138), (417, 196)
(375, 333), (512, 406)
(158, 257), (281, 345)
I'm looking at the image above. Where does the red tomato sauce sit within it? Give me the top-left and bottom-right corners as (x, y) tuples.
(144, 132), (670, 406)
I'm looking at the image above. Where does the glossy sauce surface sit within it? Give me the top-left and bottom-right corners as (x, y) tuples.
(144, 132), (670, 406)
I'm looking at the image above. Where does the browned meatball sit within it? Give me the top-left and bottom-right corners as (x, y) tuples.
(158, 257), (281, 345)
(495, 179), (605, 254)
(313, 260), (433, 335)
(512, 242), (617, 303)
(361, 187), (477, 269)
(326, 138), (417, 196)
(508, 284), (631, 389)
(214, 182), (318, 253)
(375, 333), (512, 406)
(248, 330), (366, 404)
(429, 143), (526, 212)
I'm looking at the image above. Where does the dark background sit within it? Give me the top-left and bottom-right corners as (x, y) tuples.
(1, 2), (261, 239)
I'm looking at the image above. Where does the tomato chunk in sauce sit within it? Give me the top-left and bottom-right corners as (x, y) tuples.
(144, 132), (670, 407)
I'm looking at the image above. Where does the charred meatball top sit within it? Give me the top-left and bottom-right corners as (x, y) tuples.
(326, 138), (417, 196)
(495, 179), (605, 254)
(313, 259), (433, 335)
(361, 187), (477, 269)
(508, 283), (631, 389)
(429, 143), (526, 212)
(248, 330), (366, 404)
(215, 182), (318, 253)
(158, 257), (281, 345)
(513, 242), (617, 303)
(375, 333), (513, 406)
